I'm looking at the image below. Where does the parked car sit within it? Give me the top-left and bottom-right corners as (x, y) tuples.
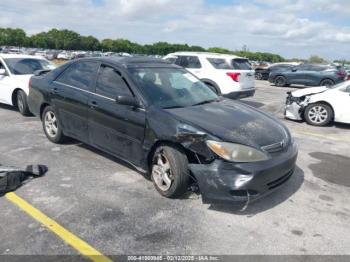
(0, 54), (55, 115)
(285, 81), (350, 126)
(163, 52), (255, 99)
(28, 57), (297, 205)
(57, 51), (73, 60)
(255, 63), (299, 80)
(269, 64), (346, 87)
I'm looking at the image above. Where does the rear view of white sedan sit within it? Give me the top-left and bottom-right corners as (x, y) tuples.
(285, 81), (350, 126)
(163, 52), (255, 99)
(0, 54), (55, 116)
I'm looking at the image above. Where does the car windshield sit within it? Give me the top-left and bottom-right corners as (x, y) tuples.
(4, 58), (55, 75)
(128, 67), (218, 108)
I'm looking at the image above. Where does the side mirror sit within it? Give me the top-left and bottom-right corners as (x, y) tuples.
(116, 95), (138, 107)
(0, 68), (6, 75)
(291, 68), (297, 72)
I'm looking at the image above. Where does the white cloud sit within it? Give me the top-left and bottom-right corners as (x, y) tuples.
(0, 0), (349, 59)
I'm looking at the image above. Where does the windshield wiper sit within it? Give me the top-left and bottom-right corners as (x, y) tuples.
(191, 98), (220, 107)
(163, 105), (186, 109)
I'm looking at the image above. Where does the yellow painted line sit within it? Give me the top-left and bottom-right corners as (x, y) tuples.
(292, 129), (350, 143)
(5, 192), (113, 262)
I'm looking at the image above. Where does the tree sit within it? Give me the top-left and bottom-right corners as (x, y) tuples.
(308, 55), (327, 64)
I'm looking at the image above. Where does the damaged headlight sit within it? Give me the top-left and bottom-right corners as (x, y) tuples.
(206, 140), (270, 162)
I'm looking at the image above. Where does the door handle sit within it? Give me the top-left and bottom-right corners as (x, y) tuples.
(89, 101), (98, 108)
(51, 88), (59, 94)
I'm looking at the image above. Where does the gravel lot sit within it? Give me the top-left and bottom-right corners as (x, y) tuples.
(0, 80), (349, 256)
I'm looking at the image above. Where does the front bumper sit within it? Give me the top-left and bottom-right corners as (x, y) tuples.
(284, 103), (303, 121)
(189, 142), (298, 205)
(223, 89), (255, 99)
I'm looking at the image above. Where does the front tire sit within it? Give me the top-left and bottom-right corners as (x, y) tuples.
(151, 145), (189, 198)
(16, 90), (31, 116)
(304, 103), (333, 126)
(274, 76), (287, 87)
(42, 106), (66, 143)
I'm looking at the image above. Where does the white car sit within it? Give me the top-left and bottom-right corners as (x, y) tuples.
(163, 52), (255, 99)
(0, 54), (55, 116)
(285, 81), (350, 126)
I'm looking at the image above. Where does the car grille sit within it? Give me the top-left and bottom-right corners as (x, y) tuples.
(267, 169), (294, 190)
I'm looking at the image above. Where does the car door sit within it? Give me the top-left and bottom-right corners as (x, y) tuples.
(289, 65), (310, 85)
(88, 64), (146, 165)
(52, 61), (99, 142)
(332, 85), (350, 123)
(0, 59), (15, 105)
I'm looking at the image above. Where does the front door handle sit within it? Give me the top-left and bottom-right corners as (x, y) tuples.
(51, 87), (59, 94)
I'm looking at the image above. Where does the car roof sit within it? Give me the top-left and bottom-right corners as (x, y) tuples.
(0, 54), (46, 59)
(167, 51), (246, 60)
(76, 56), (174, 68)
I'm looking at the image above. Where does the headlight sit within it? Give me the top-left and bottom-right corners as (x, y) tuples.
(206, 140), (270, 162)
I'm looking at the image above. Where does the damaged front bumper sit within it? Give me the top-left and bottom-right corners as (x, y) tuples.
(285, 102), (303, 121)
(284, 93), (310, 121)
(188, 141), (298, 205)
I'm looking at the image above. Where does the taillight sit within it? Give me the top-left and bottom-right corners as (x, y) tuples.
(226, 72), (241, 82)
(337, 71), (346, 78)
(347, 75), (350, 81)
(29, 78), (32, 88)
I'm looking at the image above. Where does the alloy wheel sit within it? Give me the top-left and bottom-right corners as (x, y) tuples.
(308, 105), (328, 124)
(152, 152), (174, 191)
(44, 111), (58, 138)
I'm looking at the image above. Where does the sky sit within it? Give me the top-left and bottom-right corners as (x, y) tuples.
(1, 0), (350, 60)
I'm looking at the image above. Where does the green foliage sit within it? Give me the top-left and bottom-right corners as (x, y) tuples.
(0, 28), (26, 46)
(308, 55), (327, 64)
(0, 27), (285, 62)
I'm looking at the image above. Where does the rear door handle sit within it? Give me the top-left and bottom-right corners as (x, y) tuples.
(89, 101), (98, 108)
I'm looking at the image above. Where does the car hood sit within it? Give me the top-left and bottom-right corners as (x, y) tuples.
(165, 99), (289, 149)
(291, 86), (329, 97)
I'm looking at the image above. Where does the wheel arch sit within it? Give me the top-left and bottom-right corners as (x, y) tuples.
(147, 140), (199, 172)
(39, 102), (51, 120)
(200, 78), (221, 95)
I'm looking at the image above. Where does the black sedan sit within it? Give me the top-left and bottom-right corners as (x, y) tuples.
(28, 57), (298, 205)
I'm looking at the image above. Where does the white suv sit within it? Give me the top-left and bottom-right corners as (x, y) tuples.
(163, 52), (255, 98)
(0, 54), (55, 115)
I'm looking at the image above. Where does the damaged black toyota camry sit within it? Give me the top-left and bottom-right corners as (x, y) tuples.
(28, 57), (298, 205)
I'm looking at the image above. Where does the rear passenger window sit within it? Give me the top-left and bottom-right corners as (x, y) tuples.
(96, 65), (132, 98)
(178, 56), (201, 69)
(207, 58), (233, 69)
(57, 61), (98, 91)
(231, 59), (251, 70)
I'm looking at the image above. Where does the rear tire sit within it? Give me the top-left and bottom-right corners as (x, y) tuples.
(320, 79), (335, 87)
(274, 76), (287, 87)
(151, 145), (189, 198)
(304, 103), (333, 126)
(255, 72), (263, 80)
(42, 106), (66, 143)
(16, 90), (31, 116)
